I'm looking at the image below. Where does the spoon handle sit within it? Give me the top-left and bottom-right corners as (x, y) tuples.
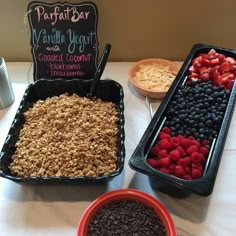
(88, 43), (111, 98)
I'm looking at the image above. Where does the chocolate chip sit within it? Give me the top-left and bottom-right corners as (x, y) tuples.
(87, 199), (166, 236)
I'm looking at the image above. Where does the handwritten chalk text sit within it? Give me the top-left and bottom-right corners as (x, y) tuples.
(35, 6), (90, 25)
(33, 28), (66, 46)
(38, 53), (92, 62)
(50, 63), (81, 70)
(67, 30), (95, 53)
(50, 70), (85, 77)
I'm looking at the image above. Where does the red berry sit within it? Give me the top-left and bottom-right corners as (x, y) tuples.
(176, 146), (187, 157)
(159, 139), (172, 150)
(201, 139), (210, 146)
(162, 126), (171, 134)
(180, 156), (191, 167)
(170, 137), (180, 147)
(169, 163), (176, 173)
(170, 149), (181, 162)
(176, 134), (184, 141)
(192, 163), (203, 172)
(186, 145), (199, 155)
(184, 166), (191, 174)
(191, 139), (201, 147)
(159, 167), (171, 174)
(191, 152), (203, 163)
(158, 132), (171, 140)
(177, 158), (185, 166)
(182, 174), (192, 180)
(191, 168), (202, 179)
(174, 165), (185, 177)
(150, 145), (159, 156)
(180, 137), (192, 149)
(147, 158), (158, 168)
(199, 146), (209, 157)
(159, 157), (171, 167)
(158, 149), (168, 158)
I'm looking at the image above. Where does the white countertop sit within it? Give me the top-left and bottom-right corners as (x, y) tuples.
(0, 62), (236, 236)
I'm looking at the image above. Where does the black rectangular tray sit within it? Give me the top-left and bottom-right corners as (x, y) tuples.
(0, 78), (125, 184)
(129, 43), (236, 197)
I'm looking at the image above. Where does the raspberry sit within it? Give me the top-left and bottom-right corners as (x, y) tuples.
(158, 149), (168, 158)
(180, 138), (192, 149)
(159, 139), (172, 150)
(192, 163), (203, 172)
(150, 145), (159, 156)
(178, 156), (191, 167)
(201, 139), (210, 146)
(159, 157), (171, 167)
(184, 166), (191, 174)
(177, 159), (185, 166)
(158, 132), (171, 140)
(174, 165), (185, 177)
(147, 158), (158, 168)
(159, 167), (171, 174)
(199, 154), (206, 164)
(191, 168), (202, 179)
(182, 174), (192, 180)
(176, 134), (184, 141)
(170, 137), (180, 147)
(176, 146), (186, 157)
(186, 145), (199, 155)
(162, 126), (171, 134)
(191, 152), (203, 163)
(169, 163), (176, 173)
(199, 146), (209, 157)
(170, 149), (181, 162)
(191, 139), (201, 147)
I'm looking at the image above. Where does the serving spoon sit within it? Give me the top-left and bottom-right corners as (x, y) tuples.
(87, 43), (111, 99)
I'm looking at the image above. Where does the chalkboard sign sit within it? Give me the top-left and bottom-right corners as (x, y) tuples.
(27, 1), (99, 81)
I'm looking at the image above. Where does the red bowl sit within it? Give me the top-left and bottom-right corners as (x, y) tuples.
(77, 189), (176, 236)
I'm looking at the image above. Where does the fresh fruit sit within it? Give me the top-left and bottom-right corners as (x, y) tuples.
(147, 48), (233, 181)
(165, 80), (230, 142)
(147, 127), (209, 180)
(188, 49), (236, 89)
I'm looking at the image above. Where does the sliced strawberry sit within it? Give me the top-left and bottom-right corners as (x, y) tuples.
(217, 53), (225, 62)
(192, 56), (203, 65)
(193, 62), (202, 70)
(201, 58), (211, 66)
(198, 66), (208, 75)
(210, 58), (220, 65)
(225, 56), (236, 64)
(188, 65), (196, 73)
(199, 72), (210, 81)
(230, 64), (236, 71)
(220, 61), (231, 74)
(189, 72), (199, 79)
(210, 65), (220, 78)
(200, 53), (210, 60)
(208, 49), (218, 59)
(189, 49), (236, 89)
(216, 72), (234, 86)
(226, 79), (234, 90)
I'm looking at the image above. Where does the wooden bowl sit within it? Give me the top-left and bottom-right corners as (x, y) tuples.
(129, 58), (180, 98)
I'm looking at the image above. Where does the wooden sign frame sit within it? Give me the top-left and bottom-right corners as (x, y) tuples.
(27, 1), (99, 81)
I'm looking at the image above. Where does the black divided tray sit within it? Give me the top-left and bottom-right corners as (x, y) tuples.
(129, 43), (236, 197)
(0, 78), (125, 184)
